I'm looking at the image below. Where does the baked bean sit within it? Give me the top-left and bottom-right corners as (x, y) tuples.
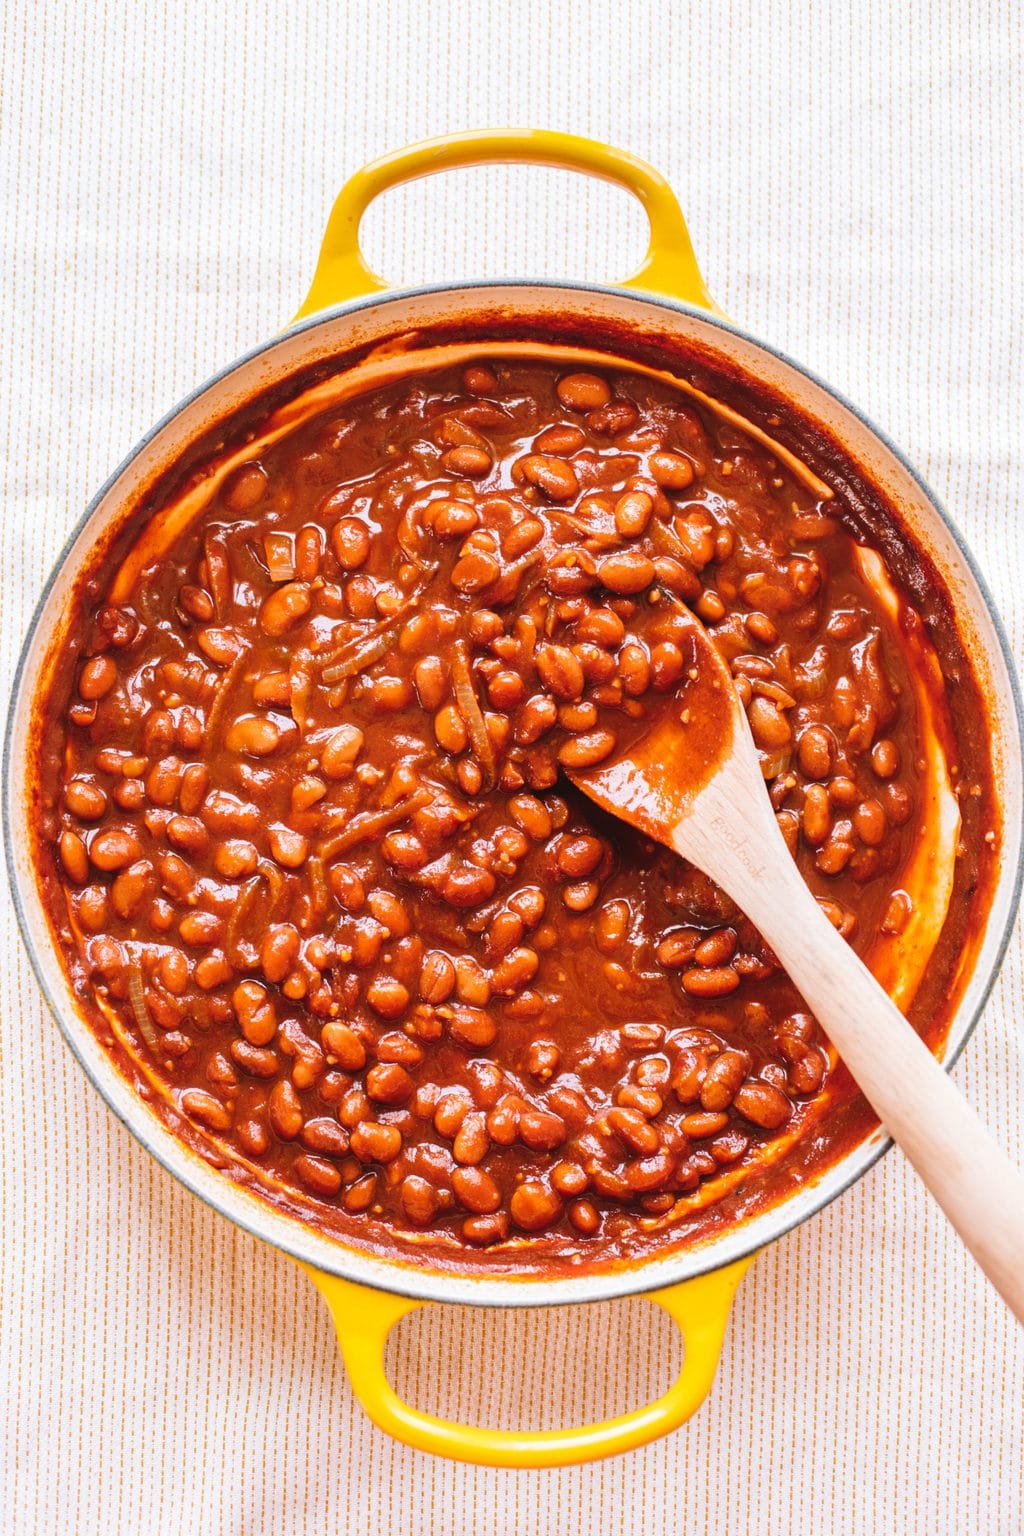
(64, 778), (108, 820)
(366, 1062), (415, 1104)
(434, 704), (469, 755)
(694, 928), (737, 967)
(90, 827), (142, 871)
(854, 798), (887, 846)
(222, 461), (267, 512)
(508, 794), (552, 841)
(350, 1121), (403, 1163)
(259, 582), (311, 637)
(734, 1080), (793, 1129)
(342, 1173), (378, 1212)
(597, 550), (655, 595)
(79, 655), (118, 700)
(294, 1155), (343, 1197)
(586, 400), (639, 437)
(789, 1048), (827, 1095)
(618, 642), (651, 697)
(649, 449), (695, 489)
(453, 1112), (490, 1164)
(442, 445), (492, 477)
(880, 890), (912, 936)
(454, 955), (491, 1006)
(110, 860), (152, 919)
(682, 966), (740, 998)
(614, 490), (654, 537)
(230, 1041), (280, 1078)
(447, 1006), (498, 1049)
(231, 980), (276, 1046)
(748, 696), (792, 751)
(214, 840), (259, 879)
(556, 730), (616, 768)
(264, 1079), (303, 1140)
(568, 1199), (600, 1234)
(594, 900), (629, 954)
(181, 1088), (232, 1132)
(365, 976), (410, 1020)
(181, 910), (222, 947)
(490, 946), (540, 995)
(59, 830), (90, 884)
(535, 424), (586, 456)
(331, 517), (371, 568)
(318, 724), (363, 778)
(698, 1049), (747, 1110)
(509, 1181), (562, 1231)
(682, 1109), (730, 1138)
(536, 644), (584, 701)
(639, 640), (675, 694)
(550, 835), (600, 881)
(366, 889), (410, 937)
(515, 694), (558, 746)
(797, 725), (834, 780)
(442, 865), (496, 909)
(412, 656), (447, 713)
(802, 783), (832, 845)
(519, 455), (579, 500)
(166, 816), (208, 857)
(452, 1165), (501, 1213)
(519, 1108), (567, 1152)
(605, 1106), (660, 1156)
(872, 738), (900, 778)
(556, 372), (611, 412)
(265, 828), (307, 872)
(262, 924), (300, 983)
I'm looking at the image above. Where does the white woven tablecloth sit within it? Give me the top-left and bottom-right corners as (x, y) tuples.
(2, 3), (1022, 1531)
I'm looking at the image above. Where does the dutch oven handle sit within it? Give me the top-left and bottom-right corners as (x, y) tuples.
(293, 128), (723, 320)
(301, 1256), (752, 1467)
(296, 130), (737, 1465)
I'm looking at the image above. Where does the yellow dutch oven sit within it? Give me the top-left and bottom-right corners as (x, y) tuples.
(7, 131), (1023, 1469)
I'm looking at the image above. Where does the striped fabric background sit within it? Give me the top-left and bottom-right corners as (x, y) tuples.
(1, 3), (1021, 1532)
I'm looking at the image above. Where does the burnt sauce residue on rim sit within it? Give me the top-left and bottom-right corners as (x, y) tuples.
(29, 344), (999, 1273)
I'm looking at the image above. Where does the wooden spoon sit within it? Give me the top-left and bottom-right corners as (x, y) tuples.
(571, 599), (1024, 1323)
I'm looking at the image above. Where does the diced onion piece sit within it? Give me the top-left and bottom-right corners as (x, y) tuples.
(264, 531), (296, 583)
(758, 748), (791, 780)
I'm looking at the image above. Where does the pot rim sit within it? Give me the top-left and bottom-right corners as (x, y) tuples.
(6, 278), (1023, 1306)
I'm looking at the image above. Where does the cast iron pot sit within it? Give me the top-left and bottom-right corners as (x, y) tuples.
(6, 130), (1023, 1467)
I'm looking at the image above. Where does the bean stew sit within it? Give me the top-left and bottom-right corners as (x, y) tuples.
(32, 350), (998, 1270)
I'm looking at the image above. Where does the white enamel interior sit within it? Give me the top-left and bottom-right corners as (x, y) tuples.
(6, 283), (1022, 1307)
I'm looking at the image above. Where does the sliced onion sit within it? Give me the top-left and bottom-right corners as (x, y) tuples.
(452, 637), (496, 789)
(306, 855), (329, 923)
(753, 678), (797, 709)
(128, 959), (162, 1057)
(203, 529), (232, 619)
(317, 789), (432, 862)
(321, 622), (400, 683)
(649, 517), (690, 561)
(289, 655), (310, 733)
(203, 645), (249, 748)
(225, 874), (262, 966)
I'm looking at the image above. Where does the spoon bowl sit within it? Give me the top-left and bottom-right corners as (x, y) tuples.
(572, 598), (1024, 1325)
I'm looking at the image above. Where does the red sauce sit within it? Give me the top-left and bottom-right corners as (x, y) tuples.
(29, 353), (998, 1272)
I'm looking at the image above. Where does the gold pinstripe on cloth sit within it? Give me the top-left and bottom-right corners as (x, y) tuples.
(1, 2), (1021, 1532)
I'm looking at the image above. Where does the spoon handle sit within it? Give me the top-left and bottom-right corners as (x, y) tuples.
(676, 781), (1024, 1325)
